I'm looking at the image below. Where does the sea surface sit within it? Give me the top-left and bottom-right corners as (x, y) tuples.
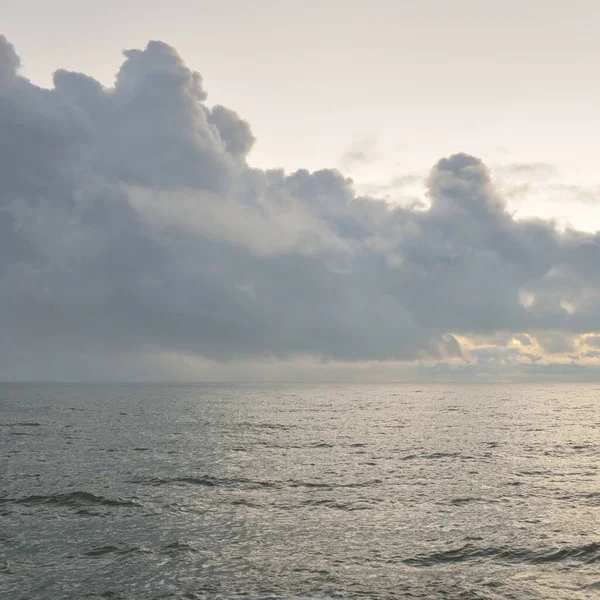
(1, 383), (599, 599)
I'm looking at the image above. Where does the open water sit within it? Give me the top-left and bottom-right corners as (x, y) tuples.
(1, 383), (599, 599)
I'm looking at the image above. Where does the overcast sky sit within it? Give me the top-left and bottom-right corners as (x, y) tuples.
(2, 1), (600, 381)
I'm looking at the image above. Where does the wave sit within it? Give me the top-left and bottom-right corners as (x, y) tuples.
(585, 492), (600, 505)
(448, 497), (484, 506)
(129, 475), (381, 491)
(83, 544), (150, 558)
(403, 541), (600, 567)
(234, 421), (295, 431)
(300, 498), (374, 511)
(230, 498), (262, 508)
(128, 475), (278, 489)
(286, 478), (382, 490)
(161, 541), (199, 554)
(82, 541), (200, 560)
(400, 452), (469, 460)
(0, 491), (140, 508)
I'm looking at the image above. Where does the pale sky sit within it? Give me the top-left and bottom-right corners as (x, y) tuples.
(4, 0), (600, 229)
(2, 1), (600, 381)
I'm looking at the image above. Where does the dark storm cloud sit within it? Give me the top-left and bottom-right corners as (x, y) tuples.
(1, 35), (600, 378)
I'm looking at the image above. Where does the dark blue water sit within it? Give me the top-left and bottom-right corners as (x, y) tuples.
(1, 383), (599, 599)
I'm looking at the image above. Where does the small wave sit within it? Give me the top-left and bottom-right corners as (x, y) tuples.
(230, 499), (262, 508)
(339, 479), (382, 488)
(132, 475), (383, 491)
(424, 452), (466, 459)
(75, 508), (105, 516)
(448, 497), (483, 506)
(301, 499), (373, 511)
(129, 475), (278, 490)
(84, 544), (150, 558)
(161, 541), (199, 555)
(401, 452), (467, 460)
(558, 492), (600, 506)
(286, 479), (381, 490)
(288, 481), (331, 489)
(175, 475), (276, 489)
(570, 443), (595, 450)
(0, 491), (140, 508)
(403, 542), (600, 567)
(235, 421), (294, 431)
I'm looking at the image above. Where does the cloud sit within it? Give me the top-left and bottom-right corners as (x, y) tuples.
(357, 173), (425, 200)
(2, 35), (600, 380)
(339, 137), (380, 171)
(545, 183), (600, 205)
(207, 105), (256, 156)
(535, 332), (575, 355)
(0, 35), (20, 81)
(513, 333), (533, 346)
(494, 162), (559, 181)
(497, 168), (600, 208)
(583, 335), (600, 348)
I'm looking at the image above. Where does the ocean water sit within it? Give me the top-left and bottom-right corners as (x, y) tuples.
(1, 383), (598, 600)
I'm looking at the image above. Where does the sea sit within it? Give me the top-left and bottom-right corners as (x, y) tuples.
(1, 383), (598, 599)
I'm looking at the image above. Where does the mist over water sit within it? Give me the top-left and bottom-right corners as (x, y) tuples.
(1, 383), (599, 599)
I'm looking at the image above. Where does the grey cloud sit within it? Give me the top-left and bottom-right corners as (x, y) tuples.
(419, 358), (600, 383)
(339, 137), (379, 171)
(535, 333), (575, 355)
(499, 178), (600, 206)
(584, 335), (600, 348)
(1, 36), (600, 379)
(495, 162), (559, 180)
(468, 346), (522, 365)
(546, 183), (600, 205)
(441, 335), (463, 358)
(357, 174), (425, 200)
(0, 35), (20, 81)
(388, 174), (424, 189)
(207, 105), (256, 156)
(513, 333), (533, 346)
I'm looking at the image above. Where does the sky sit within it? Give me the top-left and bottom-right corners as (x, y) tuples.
(1, 1), (600, 381)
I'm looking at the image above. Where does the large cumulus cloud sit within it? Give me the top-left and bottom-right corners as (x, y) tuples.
(1, 34), (600, 380)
